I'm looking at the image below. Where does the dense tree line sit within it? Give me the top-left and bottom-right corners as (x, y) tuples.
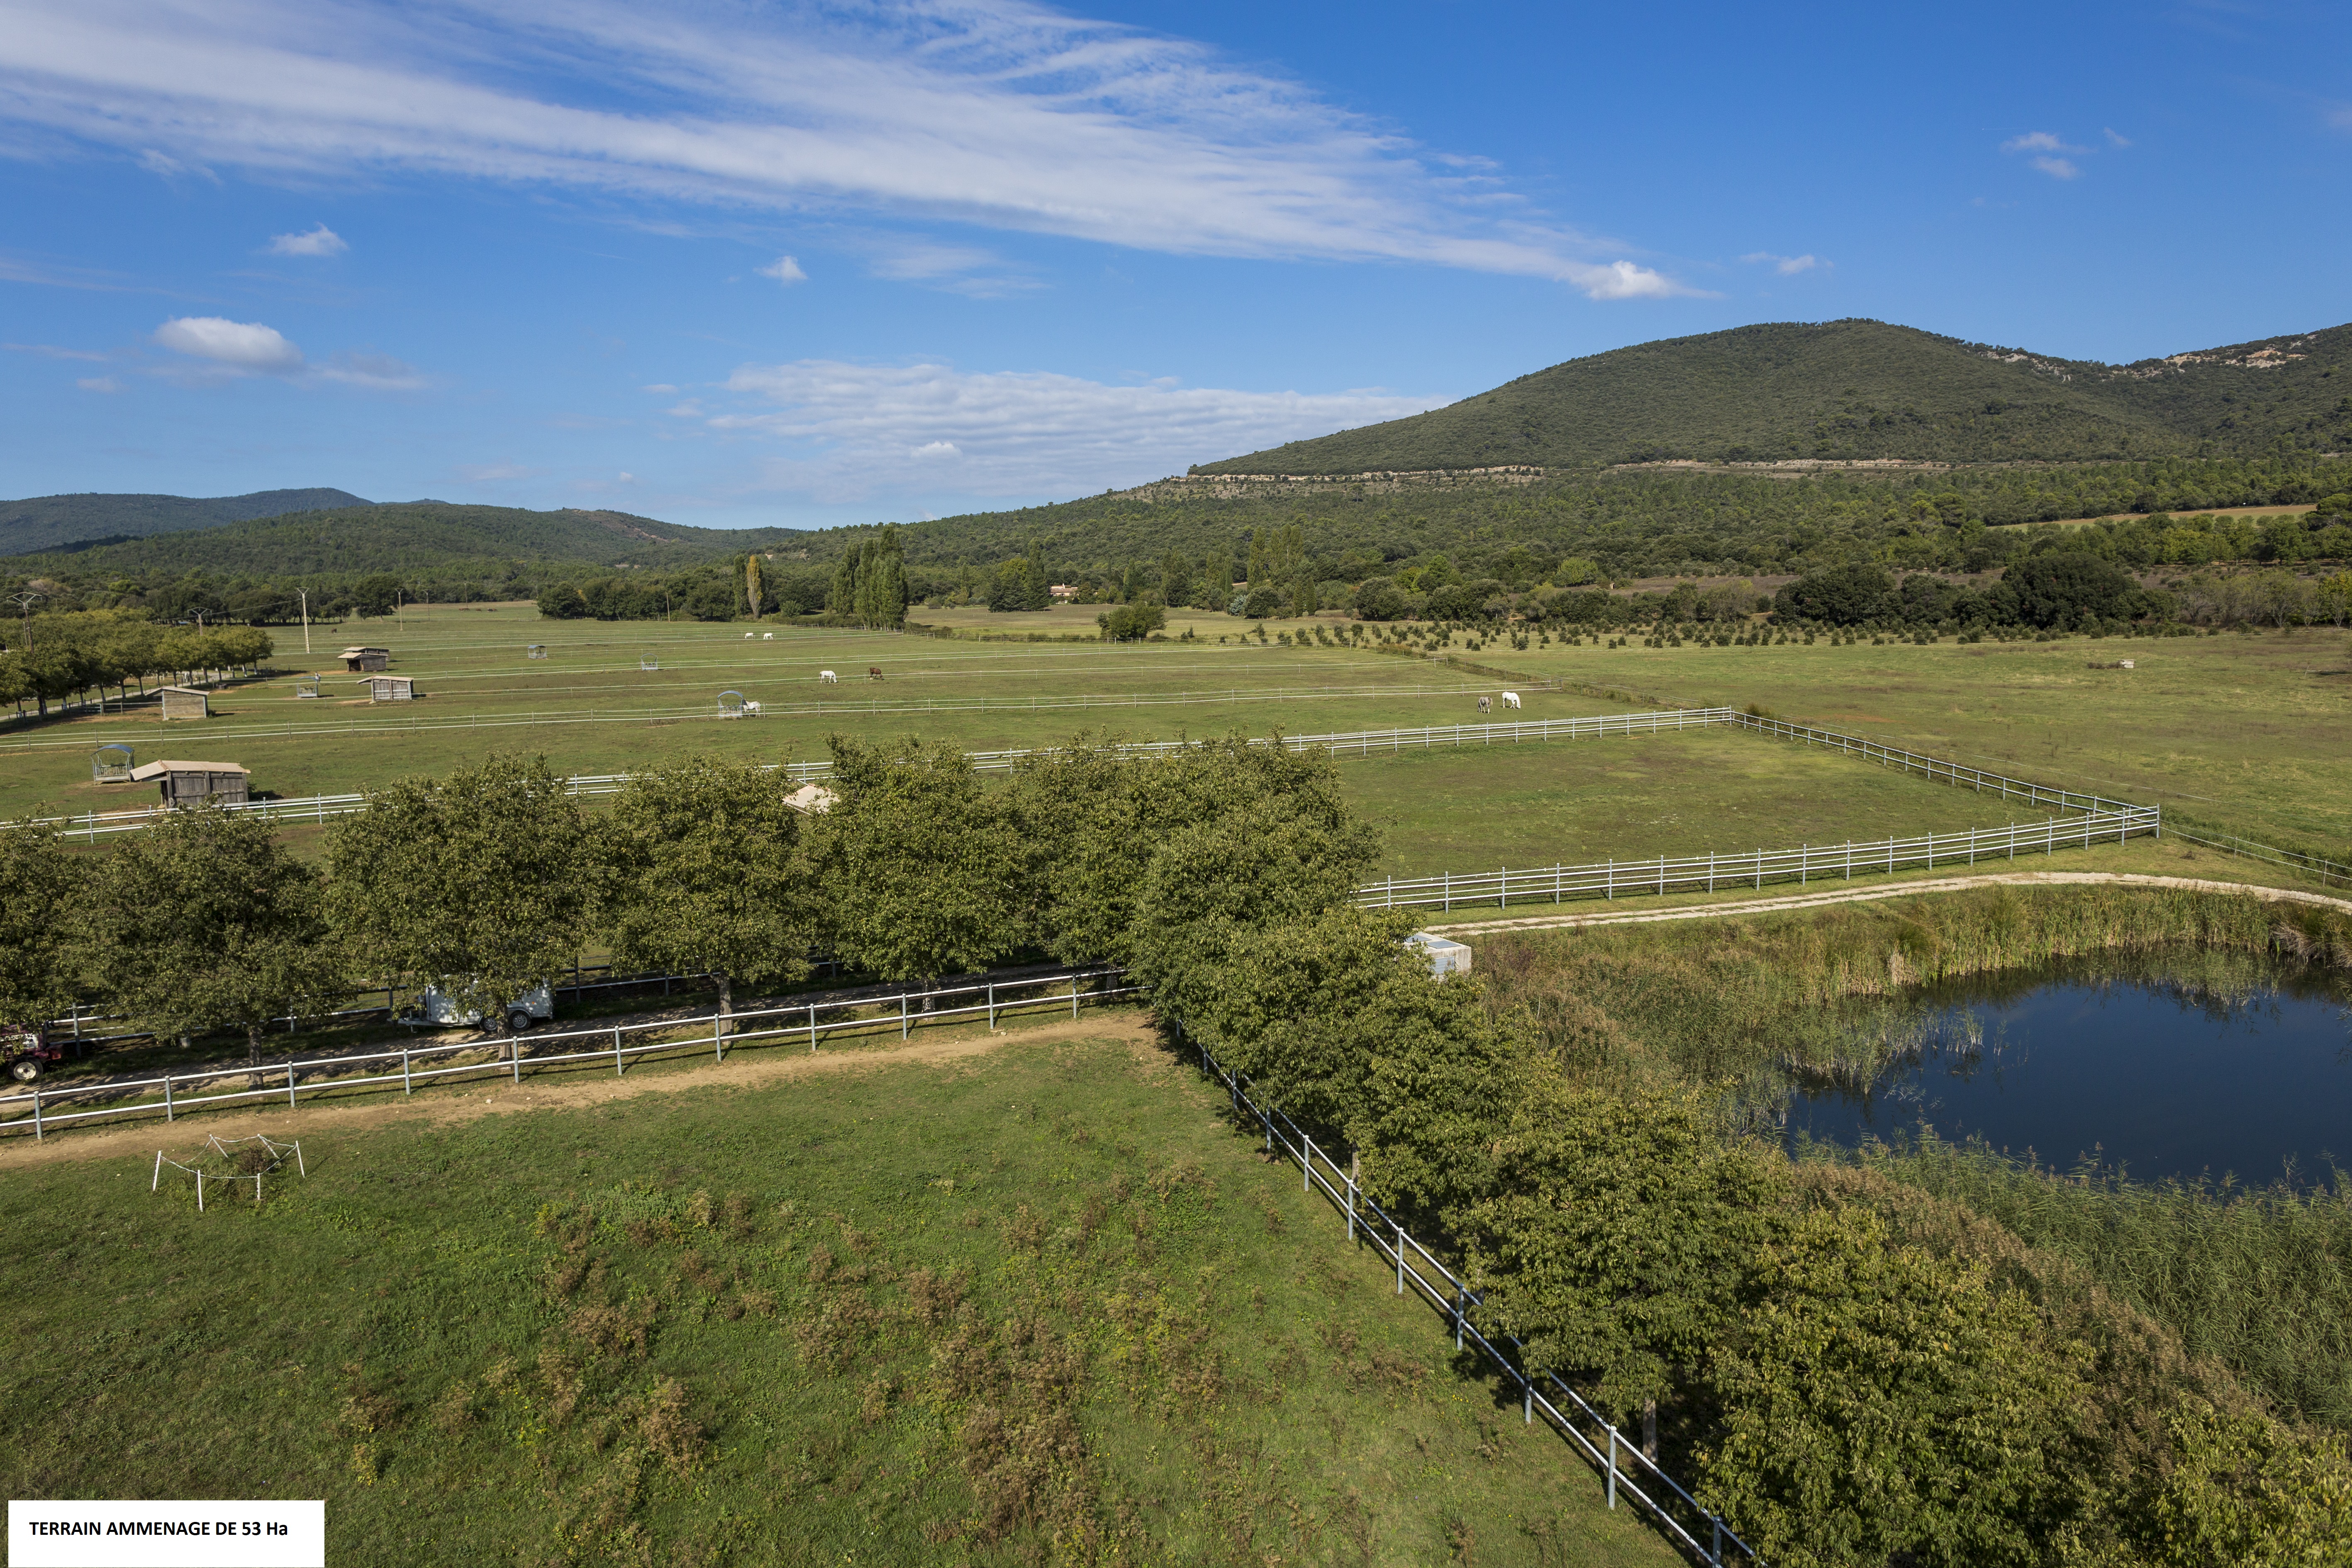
(5, 737), (2348, 1563)
(0, 610), (272, 719)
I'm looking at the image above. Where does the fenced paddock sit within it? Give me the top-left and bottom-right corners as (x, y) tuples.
(1192, 1032), (1760, 1568)
(0, 968), (1136, 1142)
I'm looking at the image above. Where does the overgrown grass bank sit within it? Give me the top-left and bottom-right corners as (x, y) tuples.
(0, 1034), (1673, 1568)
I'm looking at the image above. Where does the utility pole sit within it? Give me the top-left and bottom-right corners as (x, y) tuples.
(299, 588), (311, 655)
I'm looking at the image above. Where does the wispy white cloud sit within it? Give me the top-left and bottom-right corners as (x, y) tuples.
(0, 0), (1700, 297)
(458, 461), (538, 480)
(756, 254), (807, 285)
(149, 315), (424, 388)
(2002, 131), (2087, 178)
(76, 375), (122, 393)
(1739, 251), (1824, 276)
(6, 341), (109, 360)
(2103, 127), (2132, 148)
(706, 359), (1445, 502)
(267, 222), (348, 256)
(640, 383), (678, 394)
(154, 315), (304, 373)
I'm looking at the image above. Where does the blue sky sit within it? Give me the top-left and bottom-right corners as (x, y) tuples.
(2, 0), (2347, 531)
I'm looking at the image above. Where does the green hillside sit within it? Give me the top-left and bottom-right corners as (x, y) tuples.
(9, 502), (812, 583)
(1194, 319), (2352, 473)
(0, 487), (370, 556)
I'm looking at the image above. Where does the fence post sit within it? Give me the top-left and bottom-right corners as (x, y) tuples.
(1500, 866), (1507, 910)
(987, 983), (996, 1029)
(32, 1085), (43, 1140)
(163, 1073), (174, 1122)
(401, 1043), (412, 1095)
(1302, 1135), (1313, 1192)
(195, 1168), (202, 1211)
(810, 1004), (819, 1053)
(152, 1149), (164, 1190)
(901, 993), (909, 1041)
(715, 1014), (726, 1063)
(1395, 1220), (1404, 1294)
(1455, 1285), (1465, 1350)
(1607, 1427), (1617, 1509)
(1072, 975), (1080, 1019)
(1712, 1516), (1723, 1564)
(288, 1062), (298, 1108)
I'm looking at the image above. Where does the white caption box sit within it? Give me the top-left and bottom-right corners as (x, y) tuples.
(9, 1501), (324, 1567)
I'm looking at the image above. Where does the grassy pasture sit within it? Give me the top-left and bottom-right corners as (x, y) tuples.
(0, 1030), (1674, 1568)
(6, 601), (2344, 879)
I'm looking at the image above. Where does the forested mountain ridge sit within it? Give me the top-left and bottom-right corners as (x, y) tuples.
(6, 502), (814, 586)
(0, 487), (371, 556)
(1194, 319), (2352, 473)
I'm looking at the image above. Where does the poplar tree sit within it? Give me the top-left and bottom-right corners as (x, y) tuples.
(743, 552), (764, 620)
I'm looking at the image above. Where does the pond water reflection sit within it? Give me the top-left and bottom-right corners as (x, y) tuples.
(1783, 965), (2352, 1184)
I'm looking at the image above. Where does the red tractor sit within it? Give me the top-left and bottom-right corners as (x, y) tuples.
(2, 1025), (67, 1083)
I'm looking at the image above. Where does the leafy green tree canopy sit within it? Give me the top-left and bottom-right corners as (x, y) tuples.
(80, 805), (339, 1060)
(324, 753), (595, 1027)
(600, 756), (821, 1030)
(0, 820), (85, 1027)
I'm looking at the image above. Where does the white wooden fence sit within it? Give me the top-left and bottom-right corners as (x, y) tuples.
(1358, 807), (2162, 914)
(0, 968), (1133, 1142)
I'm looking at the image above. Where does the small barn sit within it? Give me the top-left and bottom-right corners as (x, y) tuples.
(90, 744), (136, 783)
(158, 685), (210, 721)
(357, 675), (416, 702)
(128, 760), (251, 808)
(341, 646), (391, 673)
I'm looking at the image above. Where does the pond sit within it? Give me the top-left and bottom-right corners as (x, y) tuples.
(1783, 963), (2352, 1184)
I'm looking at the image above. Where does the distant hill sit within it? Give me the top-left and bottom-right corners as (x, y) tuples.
(0, 488), (371, 556)
(1194, 320), (2352, 474)
(5, 502), (814, 585)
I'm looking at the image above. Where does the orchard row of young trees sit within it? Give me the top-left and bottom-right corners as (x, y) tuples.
(0, 610), (273, 719)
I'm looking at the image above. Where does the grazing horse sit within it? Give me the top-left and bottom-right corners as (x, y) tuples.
(762, 632), (774, 641)
(1477, 695), (1492, 713)
(819, 669), (838, 683)
(741, 700), (763, 715)
(1501, 690), (1522, 710)
(867, 666), (884, 682)
(744, 632), (754, 639)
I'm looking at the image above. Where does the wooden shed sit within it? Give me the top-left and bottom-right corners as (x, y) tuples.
(128, 759), (251, 808)
(158, 685), (210, 721)
(357, 675), (416, 702)
(340, 646), (391, 672)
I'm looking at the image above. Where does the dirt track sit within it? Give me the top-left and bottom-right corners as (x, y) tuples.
(0, 1014), (1160, 1171)
(1424, 870), (2352, 936)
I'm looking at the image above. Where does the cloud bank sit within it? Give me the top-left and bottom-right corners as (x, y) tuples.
(703, 360), (1445, 502)
(0, 0), (1698, 298)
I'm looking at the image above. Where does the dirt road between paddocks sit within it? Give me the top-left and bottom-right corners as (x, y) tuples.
(1423, 871), (2352, 938)
(0, 1014), (1163, 1172)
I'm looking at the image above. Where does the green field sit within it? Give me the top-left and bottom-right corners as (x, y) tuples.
(0, 1028), (1675, 1568)
(7, 602), (2344, 878)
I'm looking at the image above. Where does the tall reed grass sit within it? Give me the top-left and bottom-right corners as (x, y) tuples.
(1830, 1134), (2352, 1429)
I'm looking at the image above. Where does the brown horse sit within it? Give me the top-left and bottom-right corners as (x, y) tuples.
(867, 666), (884, 681)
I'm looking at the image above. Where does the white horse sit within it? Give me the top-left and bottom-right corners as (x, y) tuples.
(762, 632), (774, 641)
(1477, 695), (1492, 713)
(1501, 690), (1522, 710)
(819, 669), (838, 684)
(741, 700), (763, 715)
(743, 632), (754, 639)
